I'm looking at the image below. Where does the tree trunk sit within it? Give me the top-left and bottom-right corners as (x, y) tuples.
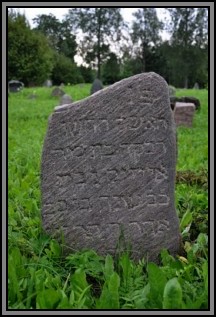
(97, 9), (101, 79)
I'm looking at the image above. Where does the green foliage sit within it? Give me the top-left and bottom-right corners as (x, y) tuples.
(166, 8), (208, 88)
(131, 8), (163, 72)
(8, 87), (208, 309)
(79, 65), (95, 83)
(102, 52), (121, 84)
(51, 53), (83, 85)
(33, 14), (77, 62)
(66, 8), (125, 78)
(163, 278), (183, 309)
(8, 10), (54, 86)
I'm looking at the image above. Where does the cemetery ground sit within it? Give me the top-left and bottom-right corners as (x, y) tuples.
(8, 85), (208, 309)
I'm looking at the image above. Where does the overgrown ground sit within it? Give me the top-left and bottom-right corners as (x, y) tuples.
(8, 85), (208, 309)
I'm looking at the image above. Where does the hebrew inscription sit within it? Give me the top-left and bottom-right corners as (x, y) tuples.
(41, 72), (180, 262)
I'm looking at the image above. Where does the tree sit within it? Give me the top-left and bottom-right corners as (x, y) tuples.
(8, 10), (54, 86)
(102, 52), (120, 84)
(33, 14), (77, 61)
(167, 8), (208, 88)
(79, 65), (94, 83)
(65, 8), (125, 79)
(131, 8), (163, 72)
(51, 53), (83, 85)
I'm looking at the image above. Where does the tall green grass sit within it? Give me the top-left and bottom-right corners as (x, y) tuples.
(8, 85), (208, 309)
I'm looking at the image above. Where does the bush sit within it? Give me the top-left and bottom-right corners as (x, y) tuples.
(51, 53), (83, 85)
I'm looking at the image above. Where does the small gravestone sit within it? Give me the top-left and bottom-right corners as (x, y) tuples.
(60, 83), (65, 88)
(51, 87), (65, 97)
(170, 96), (200, 111)
(90, 78), (103, 95)
(174, 102), (195, 127)
(41, 72), (181, 262)
(193, 82), (199, 89)
(8, 80), (24, 92)
(59, 94), (73, 106)
(44, 79), (52, 87)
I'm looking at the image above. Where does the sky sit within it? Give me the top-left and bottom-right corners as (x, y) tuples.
(12, 7), (170, 65)
(14, 7), (168, 28)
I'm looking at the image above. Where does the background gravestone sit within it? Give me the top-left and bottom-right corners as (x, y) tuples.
(8, 80), (24, 92)
(41, 72), (181, 262)
(44, 79), (52, 87)
(170, 96), (200, 111)
(193, 82), (199, 89)
(174, 102), (195, 127)
(51, 87), (65, 97)
(90, 78), (103, 95)
(59, 94), (73, 106)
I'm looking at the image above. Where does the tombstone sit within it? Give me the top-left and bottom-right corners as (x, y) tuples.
(51, 87), (65, 97)
(193, 82), (199, 89)
(8, 80), (24, 93)
(168, 85), (176, 97)
(59, 94), (73, 106)
(174, 102), (195, 127)
(90, 78), (103, 95)
(44, 79), (52, 87)
(60, 83), (65, 88)
(41, 72), (181, 262)
(170, 96), (200, 111)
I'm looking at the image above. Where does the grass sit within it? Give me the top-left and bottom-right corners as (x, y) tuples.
(8, 85), (208, 309)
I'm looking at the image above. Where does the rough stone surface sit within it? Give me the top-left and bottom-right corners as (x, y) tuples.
(51, 87), (65, 97)
(174, 102), (195, 127)
(59, 94), (73, 105)
(41, 72), (180, 262)
(90, 78), (103, 95)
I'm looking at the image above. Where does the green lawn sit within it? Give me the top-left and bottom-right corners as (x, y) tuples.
(8, 85), (208, 309)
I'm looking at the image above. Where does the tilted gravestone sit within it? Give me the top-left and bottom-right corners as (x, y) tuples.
(59, 94), (73, 106)
(51, 87), (65, 97)
(90, 78), (103, 95)
(174, 102), (196, 127)
(41, 72), (181, 262)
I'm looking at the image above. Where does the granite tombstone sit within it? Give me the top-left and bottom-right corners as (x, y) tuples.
(59, 94), (73, 106)
(41, 72), (180, 262)
(51, 87), (65, 97)
(90, 78), (103, 95)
